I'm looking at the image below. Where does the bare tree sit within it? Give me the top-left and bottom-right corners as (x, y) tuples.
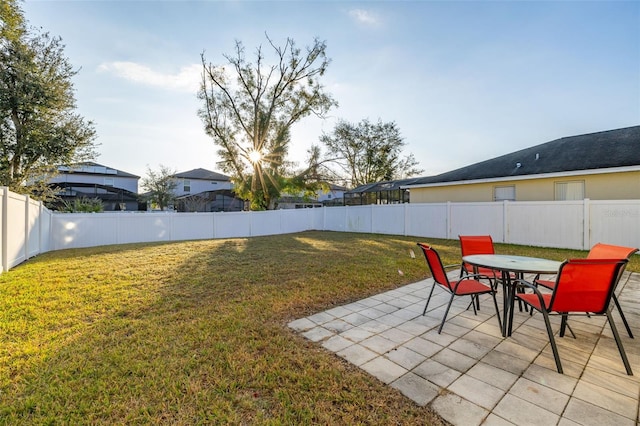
(198, 34), (337, 210)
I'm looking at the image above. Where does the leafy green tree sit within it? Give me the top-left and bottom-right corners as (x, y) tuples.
(60, 197), (103, 213)
(319, 119), (423, 188)
(141, 165), (178, 211)
(0, 0), (97, 199)
(198, 34), (337, 210)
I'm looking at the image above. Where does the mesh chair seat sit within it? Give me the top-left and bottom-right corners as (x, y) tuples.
(516, 258), (632, 375)
(417, 242), (502, 334)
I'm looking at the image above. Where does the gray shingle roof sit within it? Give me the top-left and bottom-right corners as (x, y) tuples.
(59, 162), (140, 178)
(174, 168), (230, 181)
(411, 125), (640, 186)
(347, 178), (420, 194)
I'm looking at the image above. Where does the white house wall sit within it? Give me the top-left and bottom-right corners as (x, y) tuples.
(50, 174), (138, 193)
(174, 179), (233, 197)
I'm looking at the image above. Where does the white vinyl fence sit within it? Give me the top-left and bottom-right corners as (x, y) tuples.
(2, 186), (639, 272)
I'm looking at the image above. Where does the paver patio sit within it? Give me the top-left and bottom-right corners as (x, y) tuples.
(289, 271), (640, 425)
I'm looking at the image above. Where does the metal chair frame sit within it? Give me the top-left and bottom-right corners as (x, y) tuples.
(418, 243), (502, 334)
(516, 258), (632, 375)
(535, 243), (638, 338)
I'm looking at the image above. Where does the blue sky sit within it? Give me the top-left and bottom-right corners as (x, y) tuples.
(22, 0), (640, 180)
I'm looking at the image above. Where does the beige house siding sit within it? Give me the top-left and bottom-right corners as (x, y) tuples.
(409, 170), (640, 203)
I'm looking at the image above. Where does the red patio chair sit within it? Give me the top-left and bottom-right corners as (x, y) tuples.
(459, 235), (526, 312)
(535, 243), (638, 338)
(417, 243), (502, 334)
(516, 258), (632, 375)
(459, 235), (498, 286)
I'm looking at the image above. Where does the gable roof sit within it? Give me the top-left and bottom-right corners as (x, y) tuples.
(58, 162), (139, 178)
(408, 125), (640, 187)
(174, 168), (230, 181)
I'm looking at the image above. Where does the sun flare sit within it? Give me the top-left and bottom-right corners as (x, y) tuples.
(248, 149), (263, 164)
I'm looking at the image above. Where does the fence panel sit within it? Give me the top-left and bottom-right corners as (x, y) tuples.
(250, 210), (283, 237)
(172, 213), (215, 241)
(589, 200), (640, 249)
(323, 207), (347, 232)
(405, 203), (448, 239)
(27, 198), (42, 258)
(370, 205), (405, 235)
(310, 208), (325, 231)
(40, 207), (52, 253)
(506, 201), (584, 249)
(450, 203), (505, 242)
(5, 191), (28, 269)
(280, 209), (315, 234)
(214, 211), (251, 239)
(116, 214), (172, 245)
(345, 206), (373, 233)
(51, 214), (120, 249)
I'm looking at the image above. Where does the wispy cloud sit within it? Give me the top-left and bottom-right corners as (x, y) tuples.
(348, 8), (379, 26)
(98, 62), (202, 93)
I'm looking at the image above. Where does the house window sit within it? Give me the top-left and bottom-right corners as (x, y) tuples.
(183, 179), (191, 192)
(555, 180), (584, 200)
(494, 185), (515, 201)
(104, 178), (114, 186)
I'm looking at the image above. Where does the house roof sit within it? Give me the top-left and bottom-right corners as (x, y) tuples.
(58, 162), (139, 178)
(174, 168), (230, 181)
(409, 125), (640, 187)
(327, 183), (348, 191)
(346, 178), (420, 194)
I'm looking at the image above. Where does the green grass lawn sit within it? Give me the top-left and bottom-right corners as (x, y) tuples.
(0, 231), (636, 424)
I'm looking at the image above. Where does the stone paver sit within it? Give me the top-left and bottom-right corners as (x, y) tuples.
(289, 272), (640, 425)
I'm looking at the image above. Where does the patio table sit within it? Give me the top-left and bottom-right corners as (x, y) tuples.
(462, 254), (562, 337)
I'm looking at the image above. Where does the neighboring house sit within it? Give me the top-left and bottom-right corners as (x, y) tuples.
(406, 126), (640, 203)
(49, 162), (140, 211)
(277, 184), (348, 209)
(318, 184), (348, 206)
(172, 168), (243, 212)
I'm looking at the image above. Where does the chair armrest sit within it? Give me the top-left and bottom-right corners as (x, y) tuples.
(460, 273), (493, 281)
(514, 279), (547, 309)
(443, 263), (462, 270)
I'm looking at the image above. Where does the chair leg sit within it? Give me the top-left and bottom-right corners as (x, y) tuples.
(437, 294), (456, 334)
(541, 309), (563, 374)
(490, 291), (503, 333)
(422, 282), (437, 316)
(612, 294), (634, 338)
(606, 310), (633, 375)
(465, 296), (478, 313)
(559, 314), (575, 339)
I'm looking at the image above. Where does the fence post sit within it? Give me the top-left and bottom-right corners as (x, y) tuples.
(1, 187), (7, 272)
(583, 198), (590, 250)
(24, 194), (30, 262)
(212, 211), (217, 239)
(446, 202), (452, 239)
(370, 204), (374, 234)
(322, 205), (326, 231)
(404, 203), (408, 236)
(503, 200), (509, 244)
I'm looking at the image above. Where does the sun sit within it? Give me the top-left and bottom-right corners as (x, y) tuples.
(248, 149), (263, 164)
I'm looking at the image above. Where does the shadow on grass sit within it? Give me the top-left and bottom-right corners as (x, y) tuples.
(1, 231), (448, 425)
